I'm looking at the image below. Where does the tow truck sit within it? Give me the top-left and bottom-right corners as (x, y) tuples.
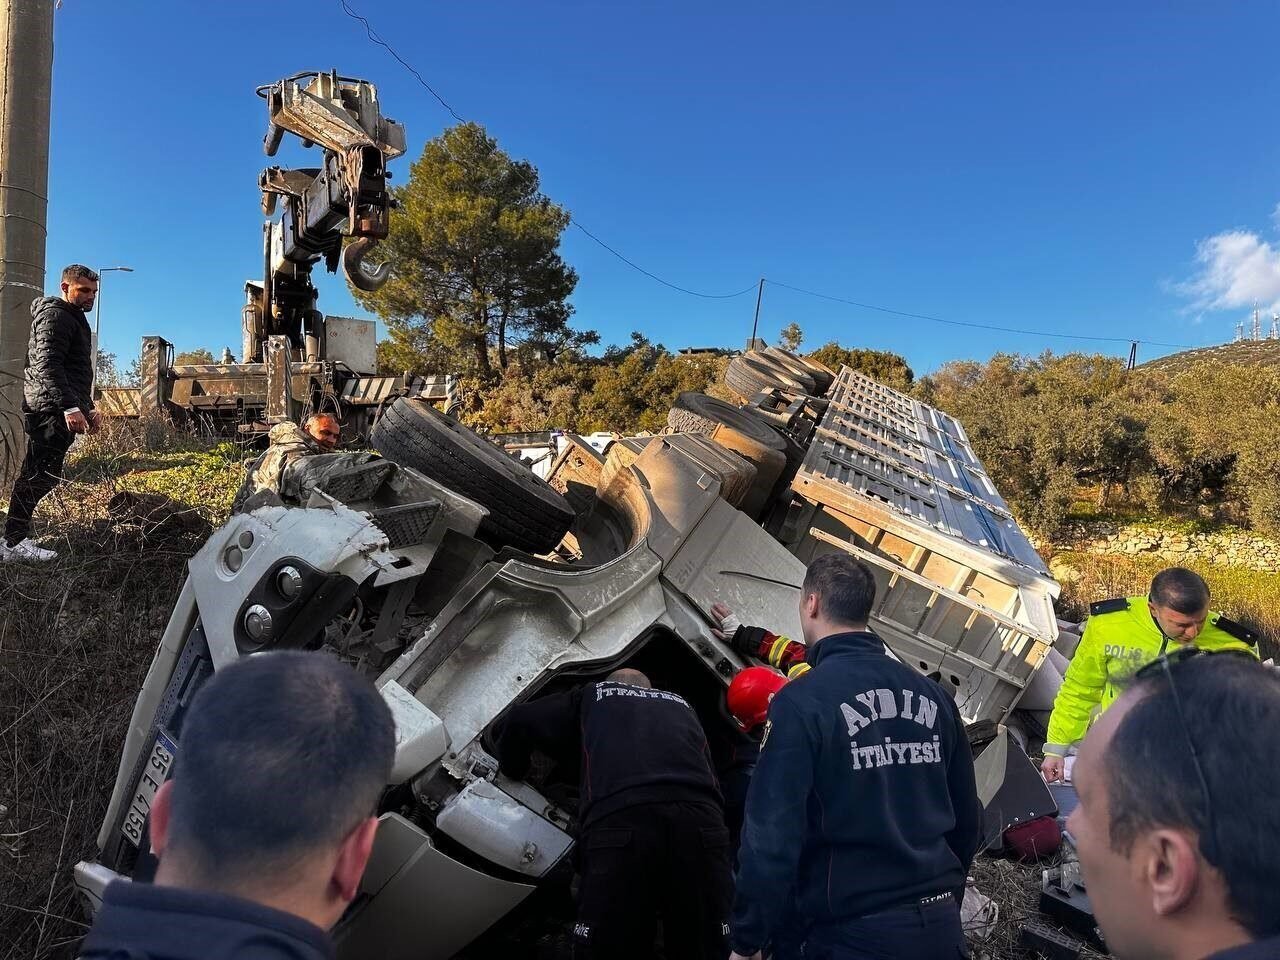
(97, 71), (455, 439)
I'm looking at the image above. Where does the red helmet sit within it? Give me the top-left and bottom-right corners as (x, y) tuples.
(727, 667), (788, 731)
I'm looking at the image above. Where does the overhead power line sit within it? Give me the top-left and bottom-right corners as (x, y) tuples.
(339, 0), (465, 124)
(765, 280), (1196, 350)
(569, 221), (757, 299)
(335, 0), (1197, 351)
(337, 0), (753, 301)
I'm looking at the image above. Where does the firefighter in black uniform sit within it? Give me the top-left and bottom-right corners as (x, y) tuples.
(495, 668), (732, 960)
(728, 554), (983, 960)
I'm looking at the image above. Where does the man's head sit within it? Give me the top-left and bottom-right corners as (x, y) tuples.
(798, 552), (877, 645)
(606, 668), (651, 688)
(60, 264), (99, 311)
(149, 651), (395, 930)
(1148, 568), (1211, 643)
(1067, 654), (1280, 960)
(304, 413), (341, 451)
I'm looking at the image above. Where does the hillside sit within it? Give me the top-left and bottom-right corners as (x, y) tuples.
(1138, 337), (1280, 377)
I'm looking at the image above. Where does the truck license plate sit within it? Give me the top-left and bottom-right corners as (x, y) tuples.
(121, 731), (177, 847)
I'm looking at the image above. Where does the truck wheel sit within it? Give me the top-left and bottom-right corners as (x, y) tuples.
(668, 392), (788, 450)
(751, 351), (818, 394)
(764, 347), (832, 395)
(724, 353), (813, 400)
(667, 393), (794, 517)
(796, 352), (837, 392)
(371, 398), (574, 553)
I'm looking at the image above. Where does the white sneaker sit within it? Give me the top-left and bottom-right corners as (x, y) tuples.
(1, 538), (57, 562)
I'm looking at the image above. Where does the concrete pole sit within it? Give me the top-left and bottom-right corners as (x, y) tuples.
(0, 0), (54, 480)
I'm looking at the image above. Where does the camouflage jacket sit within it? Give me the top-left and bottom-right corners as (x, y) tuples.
(231, 422), (322, 512)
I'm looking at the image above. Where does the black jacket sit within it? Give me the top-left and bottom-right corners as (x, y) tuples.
(24, 296), (94, 413)
(729, 631), (983, 955)
(496, 679), (723, 829)
(78, 880), (333, 960)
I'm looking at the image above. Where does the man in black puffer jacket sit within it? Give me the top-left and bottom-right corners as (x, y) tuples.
(3, 264), (101, 562)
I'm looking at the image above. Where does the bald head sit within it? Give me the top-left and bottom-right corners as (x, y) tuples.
(304, 413), (341, 451)
(606, 669), (651, 689)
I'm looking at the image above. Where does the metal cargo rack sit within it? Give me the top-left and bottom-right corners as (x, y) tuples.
(789, 367), (1060, 722)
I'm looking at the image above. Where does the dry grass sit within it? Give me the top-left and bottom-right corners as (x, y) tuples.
(968, 855), (1106, 960)
(0, 424), (238, 959)
(1050, 549), (1280, 660)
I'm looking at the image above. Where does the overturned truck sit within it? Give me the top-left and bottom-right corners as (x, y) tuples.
(75, 357), (1062, 957)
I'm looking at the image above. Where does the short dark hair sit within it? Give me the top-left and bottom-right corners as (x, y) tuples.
(1150, 567), (1210, 614)
(802, 552), (877, 625)
(61, 264), (98, 284)
(1105, 655), (1280, 937)
(167, 651), (395, 885)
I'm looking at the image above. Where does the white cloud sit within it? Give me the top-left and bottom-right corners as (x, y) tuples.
(1179, 226), (1280, 319)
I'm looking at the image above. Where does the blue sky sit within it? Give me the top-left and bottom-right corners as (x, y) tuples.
(47, 1), (1280, 375)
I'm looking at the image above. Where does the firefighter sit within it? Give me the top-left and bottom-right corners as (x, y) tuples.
(727, 553), (982, 960)
(726, 666), (790, 733)
(712, 601), (811, 679)
(721, 666), (789, 850)
(494, 669), (732, 960)
(724, 666), (807, 960)
(1041, 567), (1258, 783)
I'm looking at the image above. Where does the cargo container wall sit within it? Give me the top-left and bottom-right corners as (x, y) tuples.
(790, 368), (1059, 722)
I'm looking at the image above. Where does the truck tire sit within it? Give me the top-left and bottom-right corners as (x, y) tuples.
(724, 354), (813, 399)
(666, 393), (791, 518)
(796, 352), (837, 392)
(668, 392), (788, 451)
(371, 398), (574, 553)
(706, 425), (786, 519)
(752, 352), (818, 394)
(765, 347), (832, 395)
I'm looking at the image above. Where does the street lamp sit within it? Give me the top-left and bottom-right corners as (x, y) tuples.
(93, 265), (134, 392)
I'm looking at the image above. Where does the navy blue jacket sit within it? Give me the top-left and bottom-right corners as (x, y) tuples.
(729, 631), (982, 955)
(496, 680), (722, 830)
(1207, 937), (1280, 959)
(79, 880), (333, 960)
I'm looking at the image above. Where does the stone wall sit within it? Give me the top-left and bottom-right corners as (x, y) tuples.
(1047, 522), (1280, 573)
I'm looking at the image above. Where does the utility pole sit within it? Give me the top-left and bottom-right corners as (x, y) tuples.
(0, 0), (54, 479)
(1126, 341), (1138, 371)
(748, 277), (764, 350)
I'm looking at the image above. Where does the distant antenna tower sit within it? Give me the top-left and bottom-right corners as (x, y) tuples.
(1272, 314), (1279, 339)
(1235, 320), (1245, 342)
(1253, 306), (1263, 341)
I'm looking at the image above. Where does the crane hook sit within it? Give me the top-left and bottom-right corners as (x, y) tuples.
(343, 237), (393, 292)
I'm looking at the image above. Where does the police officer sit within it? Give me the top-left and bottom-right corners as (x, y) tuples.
(495, 669), (732, 960)
(1041, 567), (1258, 783)
(728, 553), (982, 960)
